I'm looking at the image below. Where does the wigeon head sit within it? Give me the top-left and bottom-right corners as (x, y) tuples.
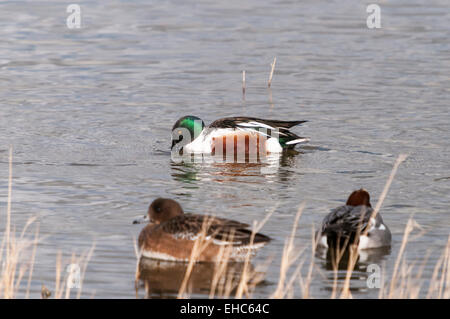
(148, 198), (184, 224)
(346, 189), (371, 207)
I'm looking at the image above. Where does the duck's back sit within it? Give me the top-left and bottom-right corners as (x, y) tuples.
(321, 205), (372, 247)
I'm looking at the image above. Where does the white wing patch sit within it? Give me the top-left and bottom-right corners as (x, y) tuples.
(236, 121), (275, 130)
(172, 232), (213, 241)
(358, 235), (370, 250)
(229, 242), (267, 260)
(172, 232), (248, 247)
(141, 250), (189, 262)
(320, 235), (328, 248)
(236, 126), (271, 138)
(285, 138), (310, 145)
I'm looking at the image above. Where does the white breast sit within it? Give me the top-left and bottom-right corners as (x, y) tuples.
(265, 137), (283, 153)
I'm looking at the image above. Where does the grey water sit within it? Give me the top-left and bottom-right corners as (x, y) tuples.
(0, 0), (449, 298)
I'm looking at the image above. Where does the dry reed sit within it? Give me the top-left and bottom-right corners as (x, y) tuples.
(142, 152), (448, 299)
(4, 143), (448, 299)
(268, 57), (276, 88)
(1, 146), (94, 299)
(242, 70), (246, 95)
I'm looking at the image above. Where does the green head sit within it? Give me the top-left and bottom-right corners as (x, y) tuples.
(171, 115), (205, 150)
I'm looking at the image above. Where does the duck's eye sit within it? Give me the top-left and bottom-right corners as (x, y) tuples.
(155, 207), (161, 213)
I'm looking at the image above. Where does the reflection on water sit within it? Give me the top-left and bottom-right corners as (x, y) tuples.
(316, 246), (391, 294)
(316, 246), (391, 270)
(170, 152), (301, 184)
(137, 257), (264, 299)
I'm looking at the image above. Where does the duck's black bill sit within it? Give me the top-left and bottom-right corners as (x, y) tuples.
(133, 215), (149, 224)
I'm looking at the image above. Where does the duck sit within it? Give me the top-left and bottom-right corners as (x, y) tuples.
(318, 189), (391, 251)
(171, 116), (309, 154)
(136, 198), (271, 262)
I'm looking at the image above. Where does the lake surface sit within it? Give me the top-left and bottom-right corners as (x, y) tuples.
(0, 0), (449, 298)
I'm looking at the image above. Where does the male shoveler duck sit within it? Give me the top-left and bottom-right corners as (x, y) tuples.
(171, 116), (309, 154)
(318, 189), (391, 251)
(136, 198), (271, 262)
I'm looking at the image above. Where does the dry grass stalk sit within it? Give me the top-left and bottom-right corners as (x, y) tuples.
(25, 223), (39, 299)
(235, 208), (274, 299)
(0, 147), (40, 298)
(377, 262), (386, 299)
(53, 245), (95, 299)
(177, 216), (217, 298)
(0, 147), (35, 298)
(409, 251), (430, 298)
(338, 205), (373, 298)
(268, 57), (276, 88)
(6, 147), (12, 261)
(1, 147), (94, 298)
(364, 154), (408, 238)
(271, 202), (305, 298)
(209, 229), (263, 299)
(209, 238), (234, 298)
(426, 235), (450, 299)
(75, 243), (95, 299)
(175, 206), (274, 299)
(387, 218), (421, 298)
(373, 220), (450, 299)
(54, 251), (63, 298)
(298, 226), (318, 298)
(3, 144), (448, 299)
(329, 235), (352, 299)
(242, 70), (246, 95)
(133, 235), (142, 297)
(339, 244), (359, 299)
